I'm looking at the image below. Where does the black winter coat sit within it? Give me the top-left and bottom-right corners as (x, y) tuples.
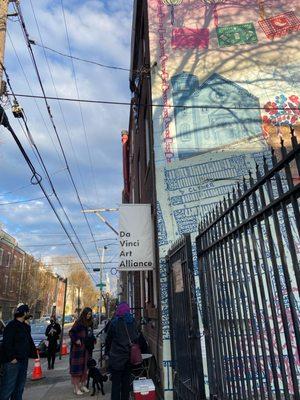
(45, 322), (61, 351)
(105, 317), (139, 371)
(2, 319), (37, 362)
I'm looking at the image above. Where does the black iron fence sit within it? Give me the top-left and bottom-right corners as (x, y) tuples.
(166, 234), (206, 400)
(196, 131), (300, 399)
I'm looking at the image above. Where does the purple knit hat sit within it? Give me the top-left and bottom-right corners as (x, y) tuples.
(115, 302), (130, 317)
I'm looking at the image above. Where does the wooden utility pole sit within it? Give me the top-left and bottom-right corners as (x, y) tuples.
(59, 278), (68, 360)
(0, 0), (9, 86)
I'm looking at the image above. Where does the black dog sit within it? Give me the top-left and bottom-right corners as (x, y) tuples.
(87, 358), (108, 396)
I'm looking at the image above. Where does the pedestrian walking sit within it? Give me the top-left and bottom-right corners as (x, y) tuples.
(69, 307), (93, 395)
(45, 316), (61, 370)
(0, 304), (37, 400)
(105, 302), (139, 400)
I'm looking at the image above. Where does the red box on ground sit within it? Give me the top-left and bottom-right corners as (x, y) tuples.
(133, 378), (156, 400)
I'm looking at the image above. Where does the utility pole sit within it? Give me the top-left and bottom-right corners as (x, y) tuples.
(77, 286), (81, 317)
(52, 274), (60, 316)
(0, 0), (9, 88)
(93, 246), (108, 325)
(99, 246), (106, 319)
(59, 278), (68, 360)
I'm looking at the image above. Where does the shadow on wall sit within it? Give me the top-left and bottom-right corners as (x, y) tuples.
(171, 72), (262, 160)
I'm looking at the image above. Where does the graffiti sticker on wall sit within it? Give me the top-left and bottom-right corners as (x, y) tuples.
(217, 22), (258, 47)
(259, 11), (300, 40)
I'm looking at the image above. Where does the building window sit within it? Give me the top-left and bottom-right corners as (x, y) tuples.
(3, 276), (8, 294)
(6, 253), (11, 268)
(0, 249), (3, 265)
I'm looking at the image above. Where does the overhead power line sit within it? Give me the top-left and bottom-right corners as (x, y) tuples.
(27, 0), (91, 206)
(1, 67), (97, 282)
(0, 168), (67, 196)
(6, 92), (292, 112)
(14, 2), (104, 270)
(60, 0), (101, 211)
(21, 239), (118, 247)
(0, 105), (93, 276)
(34, 42), (130, 72)
(0, 195), (49, 205)
(2, 65), (92, 265)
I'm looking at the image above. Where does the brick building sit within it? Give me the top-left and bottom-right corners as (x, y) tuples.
(0, 228), (63, 321)
(0, 230), (25, 321)
(122, 1), (300, 398)
(120, 0), (164, 393)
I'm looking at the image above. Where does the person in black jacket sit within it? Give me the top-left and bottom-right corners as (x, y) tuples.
(0, 304), (37, 400)
(84, 325), (96, 359)
(105, 302), (139, 400)
(45, 316), (61, 370)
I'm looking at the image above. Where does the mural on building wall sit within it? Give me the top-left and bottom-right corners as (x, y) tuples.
(258, 11), (300, 39)
(147, 0), (300, 397)
(171, 72), (262, 159)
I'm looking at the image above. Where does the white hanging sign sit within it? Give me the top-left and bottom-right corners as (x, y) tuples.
(118, 204), (155, 271)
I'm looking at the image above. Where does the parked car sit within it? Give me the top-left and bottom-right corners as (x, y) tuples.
(40, 315), (51, 325)
(30, 323), (58, 357)
(64, 315), (74, 324)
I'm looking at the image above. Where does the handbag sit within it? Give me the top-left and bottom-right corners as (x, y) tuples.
(123, 320), (142, 366)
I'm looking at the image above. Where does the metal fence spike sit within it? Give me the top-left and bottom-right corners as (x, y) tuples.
(237, 181), (242, 197)
(243, 176), (247, 191)
(263, 156), (269, 174)
(290, 125), (295, 137)
(271, 148), (278, 165)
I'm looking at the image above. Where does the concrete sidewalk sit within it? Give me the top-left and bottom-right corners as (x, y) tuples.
(23, 353), (111, 400)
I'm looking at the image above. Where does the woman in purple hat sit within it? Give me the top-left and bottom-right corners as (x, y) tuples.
(105, 302), (139, 400)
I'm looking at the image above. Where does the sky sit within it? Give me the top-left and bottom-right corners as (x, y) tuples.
(0, 0), (134, 288)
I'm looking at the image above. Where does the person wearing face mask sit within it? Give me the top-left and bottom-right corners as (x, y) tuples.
(69, 307), (93, 396)
(0, 304), (37, 400)
(45, 315), (61, 370)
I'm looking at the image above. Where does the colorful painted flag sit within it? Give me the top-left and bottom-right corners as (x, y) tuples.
(259, 11), (300, 39)
(171, 28), (209, 49)
(217, 22), (258, 47)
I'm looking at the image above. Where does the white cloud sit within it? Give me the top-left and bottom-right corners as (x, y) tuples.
(0, 0), (133, 273)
